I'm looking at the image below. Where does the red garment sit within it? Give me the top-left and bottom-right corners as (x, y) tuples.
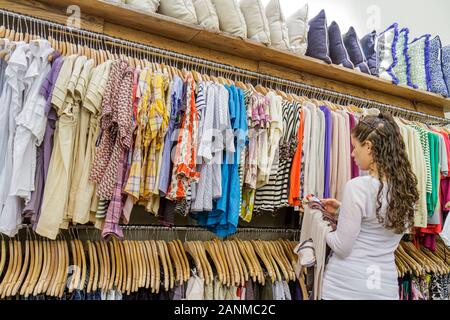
(289, 110), (304, 206)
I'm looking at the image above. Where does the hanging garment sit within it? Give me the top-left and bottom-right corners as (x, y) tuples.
(166, 74), (200, 200)
(22, 51), (64, 228)
(0, 42), (30, 236)
(72, 60), (114, 225)
(253, 101), (300, 214)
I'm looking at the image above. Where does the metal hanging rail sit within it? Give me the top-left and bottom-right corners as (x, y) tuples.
(0, 7), (448, 125)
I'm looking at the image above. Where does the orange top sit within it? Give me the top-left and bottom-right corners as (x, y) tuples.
(288, 108), (304, 206)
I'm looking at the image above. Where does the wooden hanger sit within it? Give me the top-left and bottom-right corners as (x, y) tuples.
(263, 242), (282, 282)
(33, 240), (50, 296)
(135, 240), (144, 291)
(25, 238), (40, 297)
(111, 238), (121, 291)
(140, 240), (150, 289)
(204, 241), (222, 285)
(42, 240), (56, 295)
(241, 240), (262, 285)
(127, 240), (136, 293)
(158, 240), (170, 293)
(86, 240), (94, 294)
(234, 239), (254, 283)
(168, 241), (182, 286)
(199, 241), (214, 286)
(173, 240), (188, 284)
(164, 241), (175, 290)
(94, 241), (104, 292)
(139, 240), (148, 290)
(194, 241), (209, 286)
(106, 241), (115, 291)
(20, 239), (34, 297)
(213, 240), (230, 287)
(146, 240), (155, 293)
(50, 240), (63, 296)
(121, 240), (130, 293)
(224, 241), (238, 287)
(230, 240), (248, 286)
(117, 240), (127, 294)
(136, 241), (146, 289)
(252, 240), (275, 283)
(11, 239), (27, 297)
(143, 241), (154, 292)
(151, 240), (161, 294)
(184, 242), (203, 282)
(1, 240), (17, 298)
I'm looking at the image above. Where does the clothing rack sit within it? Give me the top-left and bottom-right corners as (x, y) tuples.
(15, 224), (301, 241)
(1, 8), (449, 125)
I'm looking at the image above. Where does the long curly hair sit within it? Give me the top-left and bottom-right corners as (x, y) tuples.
(352, 112), (419, 234)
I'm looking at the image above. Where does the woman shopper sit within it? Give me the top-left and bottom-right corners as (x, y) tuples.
(321, 112), (419, 300)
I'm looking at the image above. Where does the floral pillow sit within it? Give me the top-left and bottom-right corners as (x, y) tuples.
(429, 36), (449, 97)
(377, 23), (399, 84)
(408, 34), (432, 91)
(393, 28), (415, 88)
(442, 46), (450, 95)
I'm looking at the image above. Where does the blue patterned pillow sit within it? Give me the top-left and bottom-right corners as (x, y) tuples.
(360, 30), (378, 76)
(328, 21), (354, 69)
(343, 27), (370, 74)
(393, 28), (415, 88)
(443, 46), (450, 94)
(305, 9), (332, 64)
(408, 34), (432, 91)
(429, 36), (449, 97)
(377, 23), (399, 84)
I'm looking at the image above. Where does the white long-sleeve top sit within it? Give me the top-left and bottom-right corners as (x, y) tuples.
(322, 176), (403, 300)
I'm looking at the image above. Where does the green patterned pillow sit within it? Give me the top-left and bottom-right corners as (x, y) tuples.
(408, 34), (431, 91)
(393, 28), (415, 88)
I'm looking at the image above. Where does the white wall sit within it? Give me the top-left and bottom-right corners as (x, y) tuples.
(262, 0), (450, 45)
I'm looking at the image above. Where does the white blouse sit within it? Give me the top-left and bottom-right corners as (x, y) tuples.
(322, 176), (403, 300)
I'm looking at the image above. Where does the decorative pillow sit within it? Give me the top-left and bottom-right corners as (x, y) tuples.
(343, 27), (370, 74)
(286, 4), (308, 55)
(125, 0), (160, 12)
(360, 31), (378, 76)
(265, 0), (290, 50)
(328, 21), (354, 69)
(305, 9), (331, 63)
(158, 0), (198, 25)
(429, 36), (449, 97)
(443, 46), (450, 94)
(408, 34), (432, 91)
(392, 28), (415, 88)
(239, 0), (271, 45)
(193, 0), (219, 32)
(212, 0), (247, 38)
(377, 23), (399, 84)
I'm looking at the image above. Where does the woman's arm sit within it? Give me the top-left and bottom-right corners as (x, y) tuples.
(325, 181), (363, 259)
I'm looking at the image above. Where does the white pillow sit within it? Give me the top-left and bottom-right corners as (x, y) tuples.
(125, 0), (160, 12)
(212, 0), (247, 38)
(287, 4), (309, 55)
(158, 0), (198, 25)
(239, 0), (271, 45)
(193, 0), (220, 32)
(265, 0), (290, 50)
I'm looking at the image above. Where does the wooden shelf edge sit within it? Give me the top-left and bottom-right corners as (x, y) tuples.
(28, 0), (450, 110)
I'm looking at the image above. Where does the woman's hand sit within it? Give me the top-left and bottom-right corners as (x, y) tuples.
(321, 198), (341, 215)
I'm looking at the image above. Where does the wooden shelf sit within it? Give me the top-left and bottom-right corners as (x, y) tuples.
(12, 0), (450, 112)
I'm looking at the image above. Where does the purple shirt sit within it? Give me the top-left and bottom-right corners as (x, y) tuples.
(23, 52), (64, 227)
(158, 75), (184, 195)
(320, 106), (332, 198)
(348, 113), (359, 178)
